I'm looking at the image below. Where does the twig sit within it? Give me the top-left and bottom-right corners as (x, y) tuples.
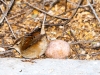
(8, 12), (25, 20)
(5, 17), (17, 39)
(70, 29), (85, 59)
(64, 0), (83, 25)
(87, 0), (100, 23)
(1, 0), (7, 5)
(0, 50), (13, 55)
(25, 2), (69, 20)
(69, 39), (95, 45)
(45, 0), (83, 26)
(0, 2), (16, 39)
(90, 52), (100, 56)
(70, 30), (86, 49)
(67, 0), (95, 8)
(0, 0), (15, 24)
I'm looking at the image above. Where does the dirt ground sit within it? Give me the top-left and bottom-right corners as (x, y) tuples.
(0, 0), (100, 60)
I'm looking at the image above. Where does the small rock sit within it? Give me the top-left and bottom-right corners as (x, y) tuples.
(45, 40), (70, 59)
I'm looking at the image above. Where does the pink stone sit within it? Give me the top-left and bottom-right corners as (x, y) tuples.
(45, 40), (70, 59)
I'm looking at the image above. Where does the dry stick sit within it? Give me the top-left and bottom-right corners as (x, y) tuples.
(46, 0), (67, 23)
(44, 0), (96, 26)
(44, 8), (76, 26)
(61, 0), (83, 41)
(66, 0), (87, 24)
(8, 12), (25, 20)
(25, 2), (68, 20)
(63, 0), (83, 25)
(5, 18), (17, 39)
(69, 33), (100, 58)
(0, 0), (14, 24)
(49, 0), (60, 8)
(26, 0), (82, 26)
(0, 7), (16, 39)
(90, 51), (100, 56)
(70, 30), (81, 59)
(67, 0), (95, 8)
(44, 1), (95, 26)
(81, 0), (99, 22)
(69, 39), (95, 45)
(92, 0), (95, 4)
(62, 0), (83, 47)
(70, 30), (85, 49)
(45, 0), (83, 26)
(0, 50), (13, 55)
(8, 8), (32, 20)
(87, 0), (100, 23)
(69, 33), (100, 46)
(1, 0), (7, 5)
(78, 51), (100, 57)
(48, 0), (60, 10)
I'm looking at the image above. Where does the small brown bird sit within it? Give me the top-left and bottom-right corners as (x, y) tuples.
(13, 27), (48, 58)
